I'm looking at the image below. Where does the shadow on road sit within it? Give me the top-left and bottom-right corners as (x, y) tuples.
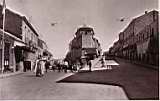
(56, 63), (159, 100)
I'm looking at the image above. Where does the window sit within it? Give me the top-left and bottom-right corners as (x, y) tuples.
(80, 31), (84, 35)
(140, 34), (142, 41)
(151, 28), (154, 37)
(85, 31), (88, 35)
(153, 11), (156, 21)
(146, 27), (149, 38)
(90, 31), (94, 35)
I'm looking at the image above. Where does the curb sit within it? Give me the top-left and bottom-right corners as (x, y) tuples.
(0, 71), (24, 79)
(132, 62), (158, 70)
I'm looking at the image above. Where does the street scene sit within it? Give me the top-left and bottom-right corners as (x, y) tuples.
(0, 0), (159, 100)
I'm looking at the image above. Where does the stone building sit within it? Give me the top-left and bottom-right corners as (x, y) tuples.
(0, 6), (25, 73)
(122, 20), (135, 60)
(66, 26), (102, 65)
(22, 16), (39, 71)
(118, 32), (124, 57)
(134, 10), (159, 65)
(109, 10), (159, 66)
(0, 5), (40, 73)
(37, 38), (52, 59)
(0, 4), (53, 73)
(0, 30), (24, 73)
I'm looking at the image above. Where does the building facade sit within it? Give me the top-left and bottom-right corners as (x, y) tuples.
(109, 10), (159, 66)
(118, 32), (124, 57)
(0, 4), (53, 74)
(0, 30), (15, 73)
(37, 38), (52, 60)
(134, 10), (159, 65)
(22, 16), (39, 71)
(66, 26), (102, 65)
(0, 6), (25, 73)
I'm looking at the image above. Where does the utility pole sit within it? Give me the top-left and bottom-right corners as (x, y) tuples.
(1, 0), (6, 73)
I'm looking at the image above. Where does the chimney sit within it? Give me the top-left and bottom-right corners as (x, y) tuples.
(145, 11), (148, 14)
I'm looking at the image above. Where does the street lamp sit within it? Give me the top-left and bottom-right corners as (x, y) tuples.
(1, 0), (6, 73)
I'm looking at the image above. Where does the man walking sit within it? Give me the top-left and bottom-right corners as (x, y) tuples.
(101, 55), (105, 68)
(45, 60), (50, 73)
(88, 60), (92, 72)
(64, 61), (68, 73)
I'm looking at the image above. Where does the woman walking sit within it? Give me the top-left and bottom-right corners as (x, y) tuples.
(88, 60), (92, 72)
(40, 56), (46, 76)
(34, 56), (41, 77)
(34, 55), (46, 77)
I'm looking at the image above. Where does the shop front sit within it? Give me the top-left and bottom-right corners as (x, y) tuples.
(13, 40), (26, 72)
(0, 33), (16, 74)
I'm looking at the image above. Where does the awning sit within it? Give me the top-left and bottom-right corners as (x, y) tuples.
(81, 55), (87, 59)
(14, 41), (25, 47)
(15, 46), (35, 53)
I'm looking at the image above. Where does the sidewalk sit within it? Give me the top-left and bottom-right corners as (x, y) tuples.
(0, 71), (24, 79)
(79, 60), (119, 72)
(115, 58), (158, 70)
(79, 57), (102, 72)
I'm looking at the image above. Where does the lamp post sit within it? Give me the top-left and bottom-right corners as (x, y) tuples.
(1, 0), (6, 73)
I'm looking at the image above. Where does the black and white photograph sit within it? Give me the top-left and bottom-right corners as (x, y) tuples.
(0, 0), (159, 100)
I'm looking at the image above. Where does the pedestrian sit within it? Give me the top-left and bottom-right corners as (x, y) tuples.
(34, 56), (42, 77)
(57, 63), (60, 72)
(101, 56), (105, 67)
(37, 60), (42, 77)
(45, 60), (50, 73)
(69, 63), (73, 72)
(64, 61), (68, 73)
(77, 63), (81, 72)
(40, 57), (46, 76)
(72, 64), (77, 72)
(88, 60), (92, 72)
(52, 62), (56, 72)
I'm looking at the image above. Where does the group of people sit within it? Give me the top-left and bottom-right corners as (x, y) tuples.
(55, 61), (69, 73)
(55, 61), (81, 73)
(34, 55), (50, 77)
(33, 57), (82, 77)
(33, 55), (107, 77)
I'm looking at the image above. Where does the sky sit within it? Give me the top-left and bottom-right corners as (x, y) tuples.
(1, 0), (158, 58)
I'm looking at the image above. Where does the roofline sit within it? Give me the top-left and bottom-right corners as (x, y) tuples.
(133, 10), (158, 21)
(75, 26), (95, 36)
(38, 38), (47, 45)
(22, 16), (39, 36)
(0, 5), (22, 18)
(123, 10), (158, 33)
(0, 5), (39, 37)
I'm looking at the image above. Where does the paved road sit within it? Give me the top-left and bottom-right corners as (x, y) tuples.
(59, 59), (159, 100)
(0, 70), (127, 100)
